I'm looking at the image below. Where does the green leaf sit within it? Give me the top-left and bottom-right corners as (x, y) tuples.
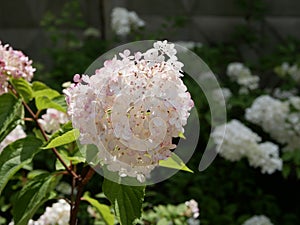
(55, 150), (85, 170)
(83, 192), (115, 225)
(103, 179), (145, 225)
(12, 173), (61, 225)
(10, 78), (33, 103)
(33, 89), (60, 99)
(35, 95), (66, 112)
(157, 218), (169, 225)
(0, 136), (43, 195)
(51, 95), (67, 111)
(0, 93), (23, 143)
(32, 81), (50, 91)
(42, 129), (79, 149)
(159, 153), (193, 173)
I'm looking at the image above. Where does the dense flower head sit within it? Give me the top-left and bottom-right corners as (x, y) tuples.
(111, 7), (145, 36)
(0, 41), (35, 94)
(38, 108), (69, 133)
(0, 125), (26, 152)
(65, 40), (194, 182)
(212, 120), (282, 174)
(246, 95), (300, 151)
(226, 62), (259, 93)
(242, 215), (274, 225)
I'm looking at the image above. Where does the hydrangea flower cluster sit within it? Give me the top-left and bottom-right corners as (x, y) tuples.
(65, 40), (194, 182)
(226, 62), (259, 94)
(212, 120), (282, 174)
(242, 215), (274, 225)
(185, 199), (200, 219)
(9, 199), (70, 225)
(0, 125), (26, 152)
(38, 108), (69, 133)
(245, 95), (300, 151)
(275, 62), (300, 83)
(111, 7), (145, 36)
(0, 41), (35, 95)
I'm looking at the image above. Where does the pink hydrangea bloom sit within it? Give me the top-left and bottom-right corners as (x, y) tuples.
(64, 40), (194, 182)
(0, 41), (35, 94)
(38, 108), (69, 133)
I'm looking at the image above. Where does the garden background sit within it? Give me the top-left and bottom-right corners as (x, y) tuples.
(0, 0), (300, 225)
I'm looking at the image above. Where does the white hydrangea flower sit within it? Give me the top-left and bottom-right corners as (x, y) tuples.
(248, 142), (282, 174)
(10, 199), (70, 225)
(242, 215), (274, 225)
(38, 108), (69, 133)
(0, 41), (35, 95)
(246, 95), (300, 151)
(212, 120), (282, 174)
(36, 199), (70, 225)
(185, 199), (200, 218)
(245, 95), (288, 142)
(226, 62), (259, 93)
(8, 219), (36, 225)
(111, 7), (145, 36)
(65, 40), (194, 182)
(0, 125), (26, 152)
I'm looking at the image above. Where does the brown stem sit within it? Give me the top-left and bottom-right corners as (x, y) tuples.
(70, 167), (95, 225)
(22, 100), (79, 179)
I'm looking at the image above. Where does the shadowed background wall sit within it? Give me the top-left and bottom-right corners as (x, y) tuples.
(0, 0), (299, 64)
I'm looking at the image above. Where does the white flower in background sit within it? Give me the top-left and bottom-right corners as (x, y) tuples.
(245, 95), (288, 143)
(275, 62), (300, 82)
(8, 200), (70, 225)
(0, 125), (26, 152)
(65, 40), (193, 182)
(242, 215), (274, 225)
(8, 219), (36, 225)
(212, 120), (282, 174)
(212, 120), (260, 161)
(38, 108), (69, 133)
(0, 41), (35, 95)
(226, 62), (259, 93)
(36, 199), (70, 225)
(273, 88), (297, 99)
(246, 95), (300, 151)
(212, 88), (232, 106)
(111, 7), (145, 36)
(248, 142), (282, 174)
(185, 199), (200, 218)
(289, 96), (300, 110)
